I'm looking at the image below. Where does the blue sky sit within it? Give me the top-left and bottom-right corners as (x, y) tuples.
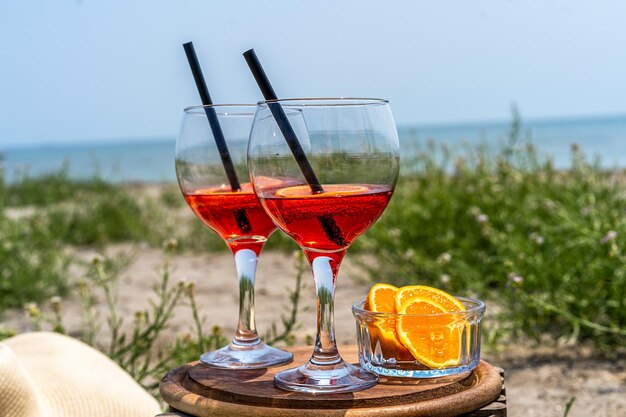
(1, 1), (625, 146)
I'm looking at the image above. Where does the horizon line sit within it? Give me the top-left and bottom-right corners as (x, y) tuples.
(2, 111), (625, 150)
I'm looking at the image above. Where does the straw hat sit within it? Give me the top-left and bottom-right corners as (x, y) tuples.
(0, 332), (161, 417)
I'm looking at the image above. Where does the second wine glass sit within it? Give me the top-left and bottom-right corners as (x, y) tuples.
(248, 98), (400, 393)
(175, 104), (293, 369)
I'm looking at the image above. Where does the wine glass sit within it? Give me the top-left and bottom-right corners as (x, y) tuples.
(248, 98), (400, 393)
(175, 104), (293, 369)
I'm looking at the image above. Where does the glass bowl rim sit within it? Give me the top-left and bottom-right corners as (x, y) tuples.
(352, 296), (485, 318)
(256, 97), (389, 107)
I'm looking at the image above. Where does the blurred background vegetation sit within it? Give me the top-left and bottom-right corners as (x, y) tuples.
(0, 118), (624, 393)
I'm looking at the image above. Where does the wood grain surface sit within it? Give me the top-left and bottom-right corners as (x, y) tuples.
(159, 346), (504, 417)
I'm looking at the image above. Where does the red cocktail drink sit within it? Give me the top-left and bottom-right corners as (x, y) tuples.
(185, 184), (276, 254)
(260, 184), (393, 266)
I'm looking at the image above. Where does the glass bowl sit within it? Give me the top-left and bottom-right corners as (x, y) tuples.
(352, 297), (485, 382)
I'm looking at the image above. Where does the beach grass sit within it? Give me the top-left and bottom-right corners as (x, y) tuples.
(0, 211), (70, 311)
(358, 136), (626, 348)
(3, 165), (116, 207)
(19, 241), (307, 395)
(43, 190), (164, 246)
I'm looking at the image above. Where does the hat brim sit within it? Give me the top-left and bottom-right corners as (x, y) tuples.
(2, 332), (161, 417)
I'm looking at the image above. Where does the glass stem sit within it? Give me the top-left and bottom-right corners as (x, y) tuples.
(310, 255), (341, 366)
(233, 248), (261, 346)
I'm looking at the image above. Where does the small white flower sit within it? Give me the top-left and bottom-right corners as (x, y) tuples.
(508, 273), (524, 285)
(388, 228), (401, 238)
(134, 310), (147, 325)
(163, 238), (178, 251)
(24, 303), (41, 318)
(529, 232), (545, 245)
(440, 274), (451, 284)
(436, 252), (452, 264)
(543, 200), (557, 210)
(90, 254), (105, 265)
(49, 296), (62, 313)
(600, 230), (618, 244)
(476, 214), (489, 224)
(183, 280), (196, 295)
(403, 248), (415, 259)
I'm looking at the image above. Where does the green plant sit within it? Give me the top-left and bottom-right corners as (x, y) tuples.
(563, 396), (576, 417)
(75, 242), (226, 390)
(4, 166), (115, 207)
(264, 251), (307, 346)
(43, 191), (160, 246)
(22, 242), (219, 392)
(359, 119), (626, 349)
(0, 328), (15, 341)
(159, 184), (185, 209)
(0, 214), (69, 311)
(23, 239), (307, 395)
(2, 167), (176, 249)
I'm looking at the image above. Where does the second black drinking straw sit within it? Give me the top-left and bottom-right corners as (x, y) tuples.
(243, 49), (345, 246)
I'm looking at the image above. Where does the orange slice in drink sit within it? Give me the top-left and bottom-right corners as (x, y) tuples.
(275, 184), (368, 198)
(195, 177), (287, 195)
(193, 182), (255, 194)
(253, 176), (290, 189)
(365, 283), (414, 361)
(395, 285), (466, 368)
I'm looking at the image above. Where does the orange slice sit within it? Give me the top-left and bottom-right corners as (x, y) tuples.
(253, 176), (290, 188)
(395, 285), (466, 368)
(365, 282), (397, 312)
(396, 285), (465, 312)
(195, 177), (288, 195)
(194, 182), (255, 194)
(365, 283), (414, 361)
(275, 184), (368, 198)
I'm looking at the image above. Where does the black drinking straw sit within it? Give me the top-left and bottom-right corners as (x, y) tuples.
(183, 42), (250, 233)
(243, 49), (324, 194)
(183, 42), (242, 192)
(243, 49), (345, 246)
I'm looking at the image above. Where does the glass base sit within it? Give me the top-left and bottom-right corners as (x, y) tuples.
(274, 359), (378, 393)
(200, 341), (293, 369)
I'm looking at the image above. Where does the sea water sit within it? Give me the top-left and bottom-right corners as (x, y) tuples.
(2, 115), (625, 184)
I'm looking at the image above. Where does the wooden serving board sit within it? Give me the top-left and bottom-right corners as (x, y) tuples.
(159, 346), (504, 417)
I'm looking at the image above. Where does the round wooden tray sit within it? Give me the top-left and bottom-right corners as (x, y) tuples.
(160, 346), (503, 417)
